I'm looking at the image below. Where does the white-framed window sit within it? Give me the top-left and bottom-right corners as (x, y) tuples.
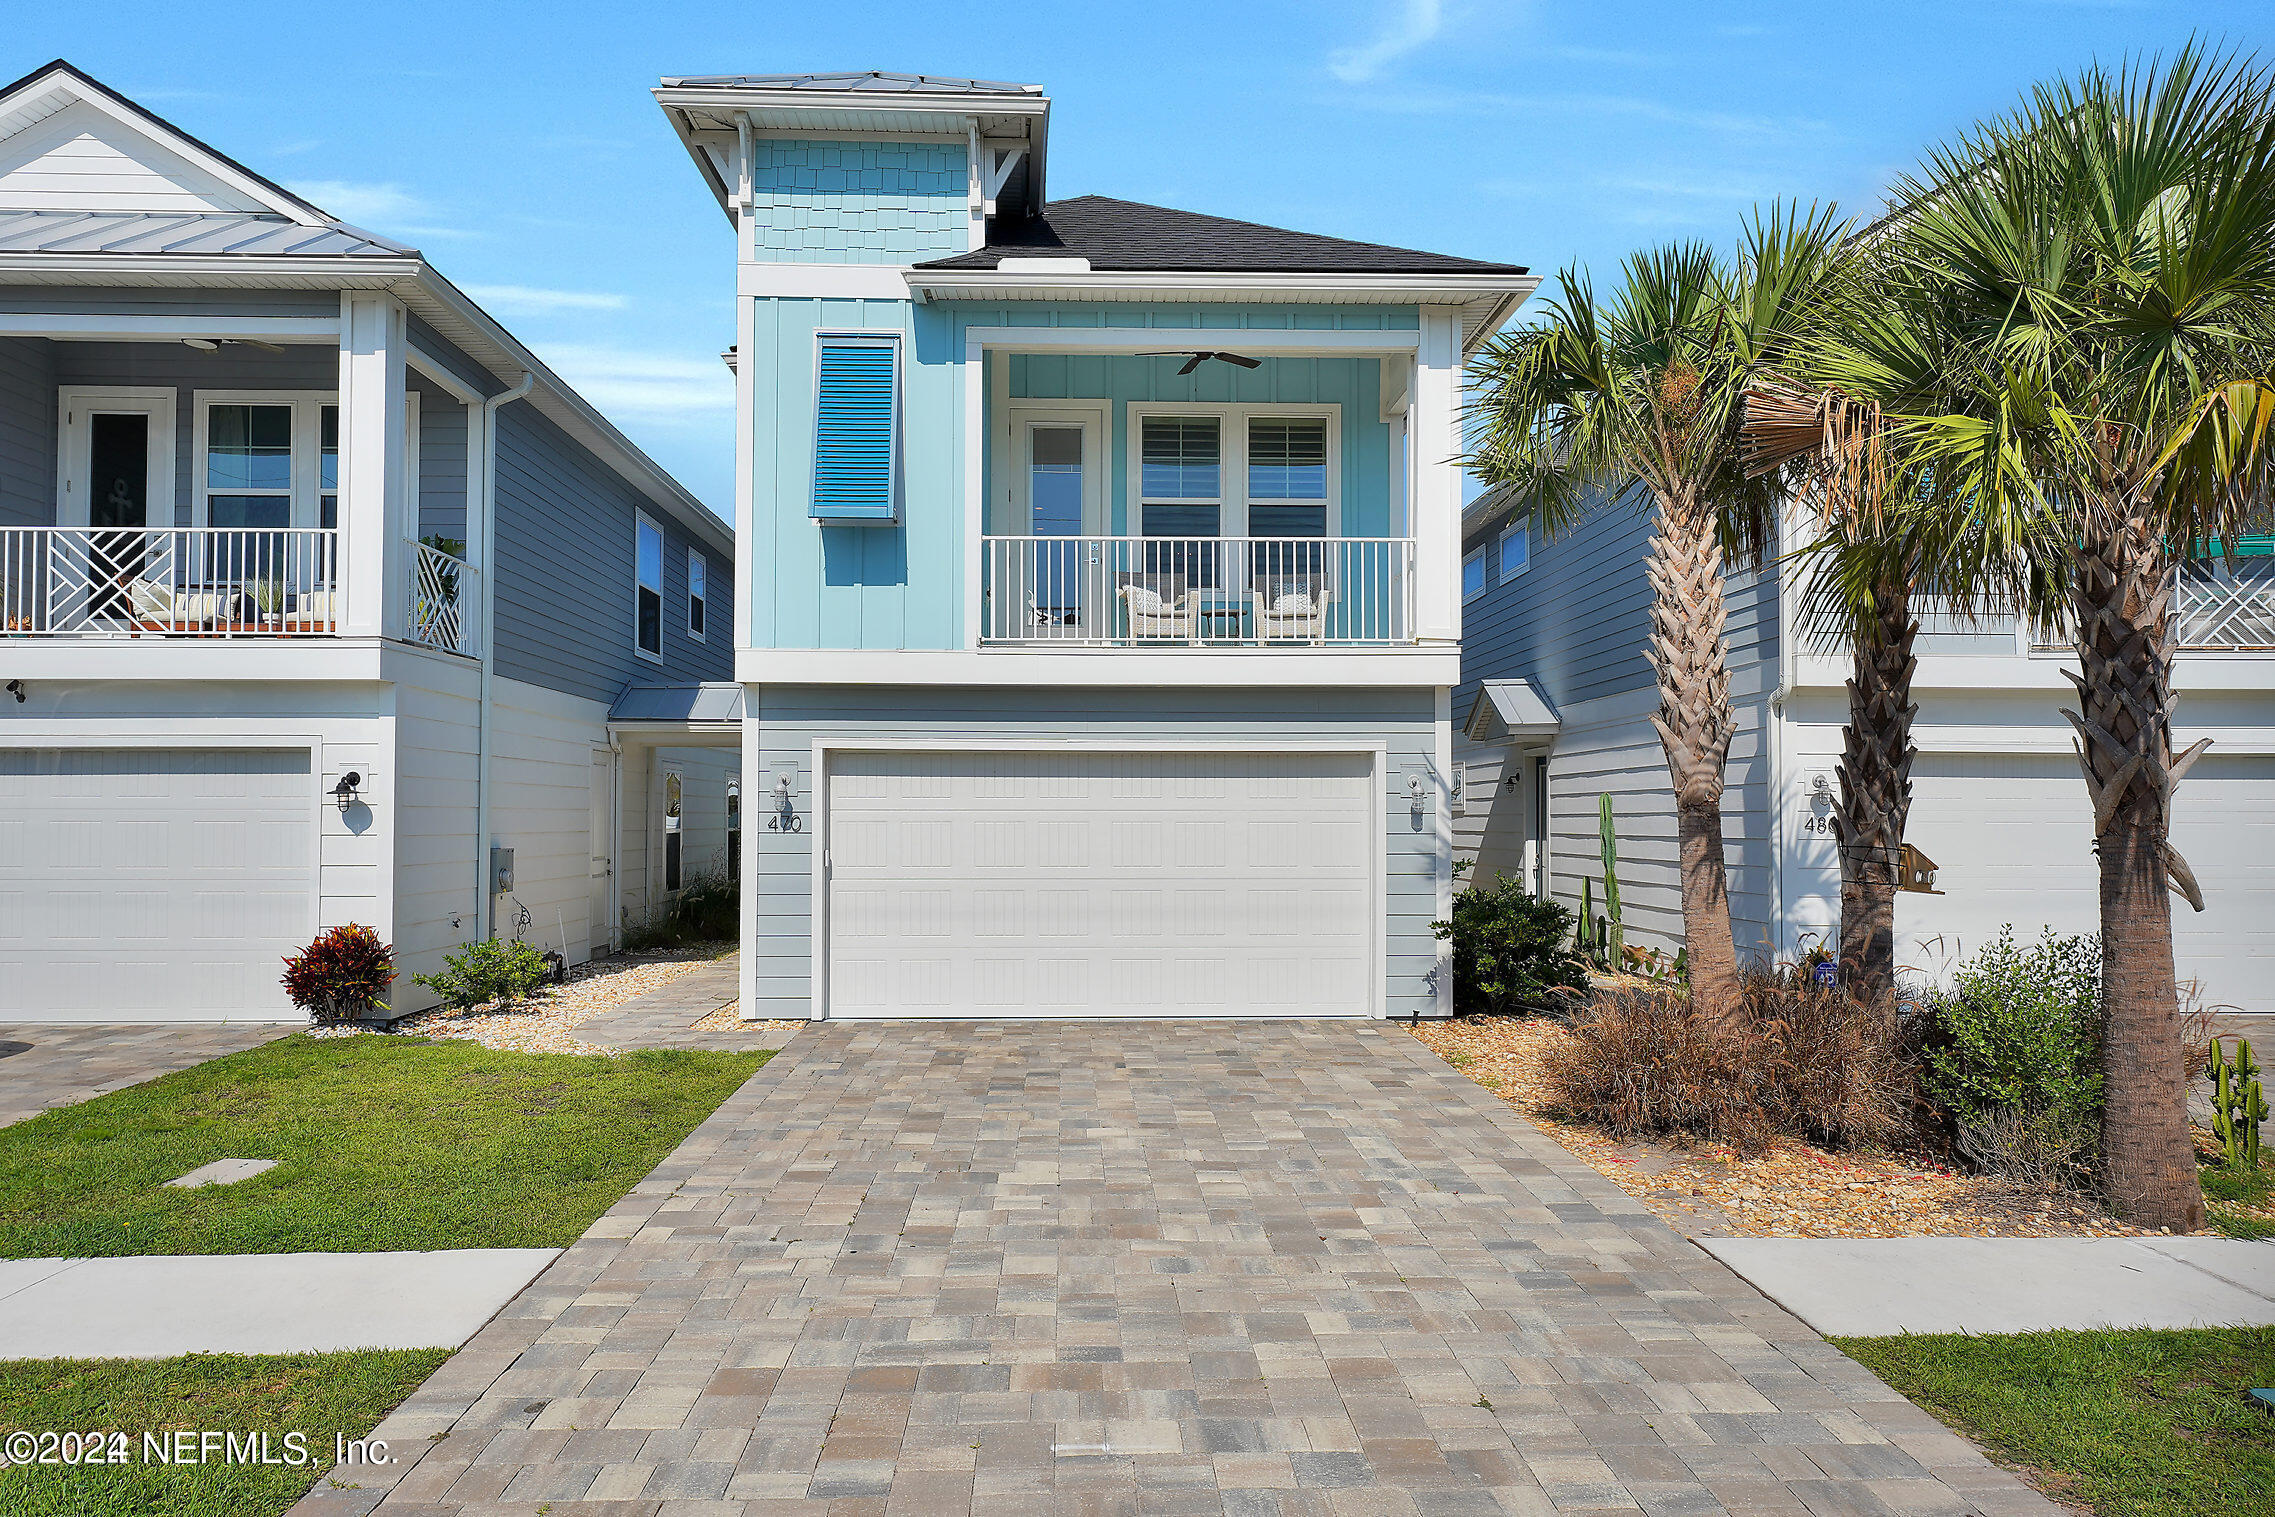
(635, 512), (664, 662)
(687, 547), (708, 641)
(1463, 542), (1490, 600)
(194, 392), (369, 530)
(1498, 515), (1530, 581)
(1128, 403), (1341, 539)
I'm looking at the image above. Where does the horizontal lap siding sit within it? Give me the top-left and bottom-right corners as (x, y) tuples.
(493, 403), (731, 703)
(0, 335), (54, 525)
(413, 384), (467, 541)
(744, 686), (1441, 1019)
(1460, 487), (1781, 963)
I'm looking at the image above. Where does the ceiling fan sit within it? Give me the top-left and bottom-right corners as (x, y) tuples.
(1138, 349), (1262, 376)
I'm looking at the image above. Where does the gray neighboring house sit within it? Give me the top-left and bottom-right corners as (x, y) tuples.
(0, 60), (737, 1021)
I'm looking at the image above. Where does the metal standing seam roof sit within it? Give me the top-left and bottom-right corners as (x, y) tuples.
(915, 196), (1529, 277)
(1465, 680), (1562, 743)
(0, 209), (413, 259)
(607, 683), (747, 725)
(659, 71), (1042, 95)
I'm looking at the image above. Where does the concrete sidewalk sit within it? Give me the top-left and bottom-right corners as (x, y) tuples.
(1700, 1235), (2275, 1336)
(0, 1249), (559, 1358)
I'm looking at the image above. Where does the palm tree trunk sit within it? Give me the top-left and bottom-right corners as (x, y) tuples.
(1836, 580), (1917, 1003)
(1645, 495), (1742, 1007)
(2068, 508), (2205, 1232)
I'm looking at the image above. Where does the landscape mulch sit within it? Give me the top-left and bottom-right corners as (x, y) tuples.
(311, 946), (747, 1055)
(1413, 1015), (2158, 1240)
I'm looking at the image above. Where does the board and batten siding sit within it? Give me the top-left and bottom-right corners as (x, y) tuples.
(1455, 488), (1782, 962)
(0, 335), (56, 526)
(742, 686), (1444, 1020)
(745, 297), (1421, 652)
(491, 402), (731, 704)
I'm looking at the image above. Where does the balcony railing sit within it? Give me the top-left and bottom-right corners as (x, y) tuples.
(0, 527), (339, 638)
(2029, 561), (2275, 653)
(981, 535), (1415, 646)
(407, 539), (475, 655)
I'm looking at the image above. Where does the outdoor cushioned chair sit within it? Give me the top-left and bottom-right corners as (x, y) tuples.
(1251, 572), (1333, 643)
(286, 589), (341, 631)
(126, 576), (176, 619)
(1116, 571), (1192, 640)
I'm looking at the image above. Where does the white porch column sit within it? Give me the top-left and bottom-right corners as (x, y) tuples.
(1412, 307), (1464, 646)
(337, 292), (409, 639)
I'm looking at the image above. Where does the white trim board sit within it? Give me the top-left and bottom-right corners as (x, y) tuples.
(961, 326), (1421, 356)
(734, 646), (1463, 687)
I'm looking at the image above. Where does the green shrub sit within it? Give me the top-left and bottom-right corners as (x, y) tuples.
(412, 937), (557, 1010)
(1433, 874), (1589, 1017)
(619, 872), (739, 952)
(1922, 927), (2103, 1185)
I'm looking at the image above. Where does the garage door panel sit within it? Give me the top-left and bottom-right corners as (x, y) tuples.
(826, 750), (1376, 1018)
(1902, 750), (2269, 1011)
(0, 749), (311, 1020)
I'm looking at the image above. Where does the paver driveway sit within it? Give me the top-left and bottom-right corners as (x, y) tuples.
(300, 1022), (2055, 1516)
(0, 1022), (288, 1129)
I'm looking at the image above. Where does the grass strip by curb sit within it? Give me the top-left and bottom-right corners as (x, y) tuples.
(1836, 1326), (2275, 1517)
(0, 1036), (768, 1258)
(0, 1348), (449, 1517)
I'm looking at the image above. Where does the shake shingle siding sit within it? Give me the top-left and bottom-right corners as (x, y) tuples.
(0, 335), (55, 526)
(492, 402), (730, 703)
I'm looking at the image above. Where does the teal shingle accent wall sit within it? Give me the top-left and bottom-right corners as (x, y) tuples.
(751, 139), (966, 264)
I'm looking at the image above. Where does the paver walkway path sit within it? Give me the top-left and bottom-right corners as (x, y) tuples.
(0, 1022), (288, 1129)
(296, 1022), (2056, 1516)
(576, 955), (798, 1053)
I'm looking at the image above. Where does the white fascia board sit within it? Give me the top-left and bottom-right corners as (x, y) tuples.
(0, 312), (339, 341)
(739, 263), (910, 300)
(0, 637), (398, 683)
(734, 647), (1462, 687)
(965, 325), (1419, 355)
(0, 254), (421, 284)
(399, 270), (734, 560)
(907, 268), (1534, 303)
(654, 85), (1048, 120)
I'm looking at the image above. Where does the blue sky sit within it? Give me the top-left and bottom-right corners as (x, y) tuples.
(27, 1), (2262, 518)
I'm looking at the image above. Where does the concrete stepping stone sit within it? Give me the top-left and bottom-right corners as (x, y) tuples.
(1700, 1234), (2275, 1335)
(165, 1158), (277, 1188)
(0, 1249), (560, 1358)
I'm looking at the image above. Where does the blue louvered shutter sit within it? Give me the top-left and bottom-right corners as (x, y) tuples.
(812, 340), (899, 520)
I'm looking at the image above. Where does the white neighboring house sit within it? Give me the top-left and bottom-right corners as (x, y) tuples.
(0, 60), (737, 1023)
(1452, 482), (2275, 1012)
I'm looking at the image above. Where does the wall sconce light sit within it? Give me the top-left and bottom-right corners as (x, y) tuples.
(4, 679), (21, 704)
(331, 771), (363, 813)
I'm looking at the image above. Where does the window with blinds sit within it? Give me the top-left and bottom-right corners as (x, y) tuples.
(1247, 417), (1327, 536)
(1139, 416), (1221, 537)
(811, 337), (899, 520)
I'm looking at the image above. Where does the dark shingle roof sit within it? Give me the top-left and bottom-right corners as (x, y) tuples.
(659, 71), (1041, 96)
(914, 196), (1526, 276)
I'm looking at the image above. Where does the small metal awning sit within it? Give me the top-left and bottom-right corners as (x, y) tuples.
(606, 682), (744, 746)
(1463, 679), (1561, 745)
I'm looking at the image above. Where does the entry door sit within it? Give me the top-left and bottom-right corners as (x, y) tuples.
(59, 390), (175, 622)
(588, 748), (614, 955)
(661, 768), (684, 894)
(1008, 407), (1104, 636)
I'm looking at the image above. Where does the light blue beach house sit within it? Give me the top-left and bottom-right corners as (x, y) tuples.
(654, 71), (1536, 1019)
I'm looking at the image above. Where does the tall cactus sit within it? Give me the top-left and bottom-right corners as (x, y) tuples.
(2209, 1037), (2268, 1170)
(1598, 793), (1624, 966)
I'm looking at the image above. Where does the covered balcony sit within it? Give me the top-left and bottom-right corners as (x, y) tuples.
(0, 295), (477, 657)
(965, 325), (1465, 654)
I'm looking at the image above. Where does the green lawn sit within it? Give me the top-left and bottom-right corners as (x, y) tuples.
(0, 1349), (447, 1517)
(2202, 1163), (2275, 1241)
(0, 1036), (768, 1258)
(1837, 1327), (2275, 1517)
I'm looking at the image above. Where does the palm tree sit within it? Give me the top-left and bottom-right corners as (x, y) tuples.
(1862, 48), (2275, 1229)
(1468, 206), (1851, 1008)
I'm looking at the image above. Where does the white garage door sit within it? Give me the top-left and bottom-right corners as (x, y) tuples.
(825, 750), (1376, 1018)
(0, 749), (313, 1021)
(1900, 751), (2274, 1012)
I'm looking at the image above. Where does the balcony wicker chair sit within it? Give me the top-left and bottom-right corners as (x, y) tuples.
(1115, 570), (1193, 641)
(1251, 572), (1333, 644)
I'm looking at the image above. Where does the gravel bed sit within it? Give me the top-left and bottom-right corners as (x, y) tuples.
(1414, 1016), (2159, 1239)
(311, 946), (739, 1056)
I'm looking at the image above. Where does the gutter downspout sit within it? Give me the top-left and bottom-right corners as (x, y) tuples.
(473, 370), (535, 939)
(1766, 511), (1799, 962)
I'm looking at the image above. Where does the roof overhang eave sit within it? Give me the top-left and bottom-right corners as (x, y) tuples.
(0, 251), (424, 286)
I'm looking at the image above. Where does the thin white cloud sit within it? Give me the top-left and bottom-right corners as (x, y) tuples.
(461, 284), (630, 315)
(284, 180), (474, 239)
(531, 343), (734, 418)
(1328, 0), (1445, 84)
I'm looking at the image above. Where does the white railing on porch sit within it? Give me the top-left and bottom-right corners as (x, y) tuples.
(0, 526), (339, 637)
(2028, 562), (2275, 653)
(981, 535), (1415, 646)
(406, 539), (475, 655)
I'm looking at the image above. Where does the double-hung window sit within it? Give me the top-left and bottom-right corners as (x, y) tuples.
(1245, 418), (1328, 537)
(1138, 416), (1222, 538)
(811, 335), (899, 521)
(1462, 543), (1489, 600)
(635, 513), (664, 661)
(687, 548), (708, 641)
